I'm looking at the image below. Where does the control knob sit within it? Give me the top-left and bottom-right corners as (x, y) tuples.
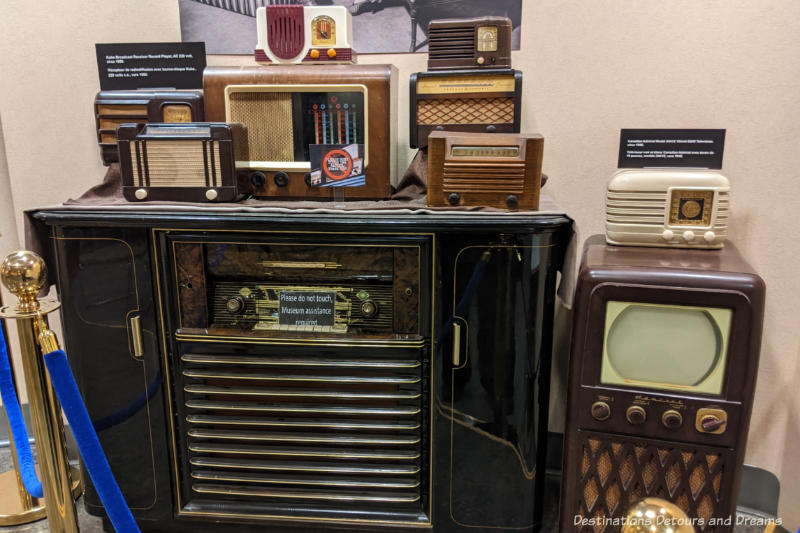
(360, 300), (379, 318)
(225, 296), (246, 314)
(591, 401), (611, 421)
(701, 415), (726, 432)
(626, 405), (646, 425)
(661, 409), (683, 429)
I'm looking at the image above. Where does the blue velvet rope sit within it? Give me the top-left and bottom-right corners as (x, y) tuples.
(0, 319), (43, 498)
(43, 349), (140, 533)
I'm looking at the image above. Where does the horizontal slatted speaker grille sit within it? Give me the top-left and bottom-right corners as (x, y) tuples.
(605, 190), (730, 233)
(574, 434), (726, 533)
(178, 348), (426, 516)
(428, 26), (475, 62)
(228, 92), (294, 162)
(443, 162), (525, 194)
(212, 282), (394, 332)
(417, 97), (515, 125)
(130, 140), (220, 187)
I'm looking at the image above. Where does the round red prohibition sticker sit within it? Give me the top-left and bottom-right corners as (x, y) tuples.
(322, 149), (353, 181)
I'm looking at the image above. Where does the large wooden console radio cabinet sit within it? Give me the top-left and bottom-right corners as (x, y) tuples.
(30, 208), (572, 533)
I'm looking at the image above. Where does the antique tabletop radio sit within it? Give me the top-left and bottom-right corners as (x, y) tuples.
(255, 4), (356, 65)
(94, 90), (204, 165)
(560, 236), (765, 533)
(409, 69), (522, 148)
(204, 65), (396, 199)
(606, 170), (730, 249)
(427, 16), (512, 71)
(427, 130), (543, 209)
(117, 122), (248, 203)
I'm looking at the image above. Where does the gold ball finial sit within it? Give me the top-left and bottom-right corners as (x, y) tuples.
(1, 251), (48, 313)
(622, 498), (695, 533)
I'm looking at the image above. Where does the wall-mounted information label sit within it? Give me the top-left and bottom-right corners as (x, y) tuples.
(618, 129), (725, 169)
(278, 291), (335, 327)
(95, 42), (206, 91)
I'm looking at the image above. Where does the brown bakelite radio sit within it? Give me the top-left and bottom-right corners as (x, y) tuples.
(203, 65), (396, 199)
(94, 90), (204, 165)
(560, 236), (765, 533)
(427, 130), (543, 209)
(117, 122), (248, 203)
(427, 16), (512, 71)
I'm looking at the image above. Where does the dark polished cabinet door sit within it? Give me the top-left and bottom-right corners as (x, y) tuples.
(51, 227), (173, 520)
(434, 232), (562, 532)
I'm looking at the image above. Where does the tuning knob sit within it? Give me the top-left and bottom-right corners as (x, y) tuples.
(626, 405), (647, 425)
(661, 409), (683, 430)
(485, 125), (497, 133)
(591, 401), (611, 421)
(701, 415), (726, 432)
(360, 300), (379, 318)
(274, 171), (290, 187)
(506, 195), (519, 209)
(447, 193), (461, 206)
(225, 296), (246, 314)
(251, 171), (267, 188)
(304, 172), (313, 187)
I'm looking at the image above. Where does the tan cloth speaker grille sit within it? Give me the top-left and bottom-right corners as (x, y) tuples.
(228, 92), (294, 162)
(416, 97), (515, 125)
(131, 140), (219, 187)
(574, 435), (726, 533)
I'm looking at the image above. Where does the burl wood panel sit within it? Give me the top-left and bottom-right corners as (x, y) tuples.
(174, 243), (208, 328)
(203, 64), (395, 199)
(393, 247), (420, 334)
(204, 243), (395, 283)
(427, 131), (543, 210)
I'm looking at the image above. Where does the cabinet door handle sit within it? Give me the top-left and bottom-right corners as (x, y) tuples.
(130, 315), (144, 358)
(452, 323), (461, 367)
(261, 261), (342, 269)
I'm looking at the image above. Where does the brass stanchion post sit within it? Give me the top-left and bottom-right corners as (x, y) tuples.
(0, 251), (81, 533)
(0, 290), (46, 525)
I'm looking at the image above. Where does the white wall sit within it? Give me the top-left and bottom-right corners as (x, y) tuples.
(1, 0), (798, 527)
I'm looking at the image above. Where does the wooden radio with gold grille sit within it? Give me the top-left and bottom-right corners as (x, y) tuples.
(427, 130), (543, 209)
(409, 69), (521, 149)
(560, 237), (765, 533)
(117, 122), (248, 203)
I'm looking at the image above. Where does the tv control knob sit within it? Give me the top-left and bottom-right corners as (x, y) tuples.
(274, 172), (290, 187)
(701, 415), (726, 432)
(225, 296), (246, 314)
(704, 230), (716, 243)
(205, 189), (218, 201)
(251, 171), (267, 188)
(591, 401), (611, 421)
(485, 125), (497, 133)
(448, 193), (461, 206)
(506, 195), (519, 209)
(134, 188), (148, 200)
(360, 300), (379, 318)
(662, 409), (683, 429)
(683, 230), (695, 242)
(626, 405), (647, 425)
(662, 229), (674, 241)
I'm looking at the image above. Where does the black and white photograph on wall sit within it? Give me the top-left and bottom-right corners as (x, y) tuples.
(179, 0), (523, 54)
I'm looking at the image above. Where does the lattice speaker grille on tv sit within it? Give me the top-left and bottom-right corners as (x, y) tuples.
(228, 91), (295, 162)
(573, 433), (726, 533)
(416, 98), (515, 125)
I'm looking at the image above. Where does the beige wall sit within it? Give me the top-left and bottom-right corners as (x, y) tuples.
(1, 0), (798, 527)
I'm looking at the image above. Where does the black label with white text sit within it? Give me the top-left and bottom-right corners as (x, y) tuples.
(618, 129), (725, 169)
(95, 42), (206, 90)
(278, 291), (336, 327)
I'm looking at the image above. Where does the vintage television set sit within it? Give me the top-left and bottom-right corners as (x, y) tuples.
(560, 236), (765, 533)
(33, 208), (573, 533)
(203, 65), (396, 199)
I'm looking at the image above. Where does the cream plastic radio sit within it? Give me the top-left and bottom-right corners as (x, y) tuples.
(606, 169), (730, 249)
(255, 5), (355, 65)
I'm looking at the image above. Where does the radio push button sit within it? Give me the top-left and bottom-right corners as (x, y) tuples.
(661, 409), (683, 429)
(591, 401), (611, 421)
(626, 405), (646, 425)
